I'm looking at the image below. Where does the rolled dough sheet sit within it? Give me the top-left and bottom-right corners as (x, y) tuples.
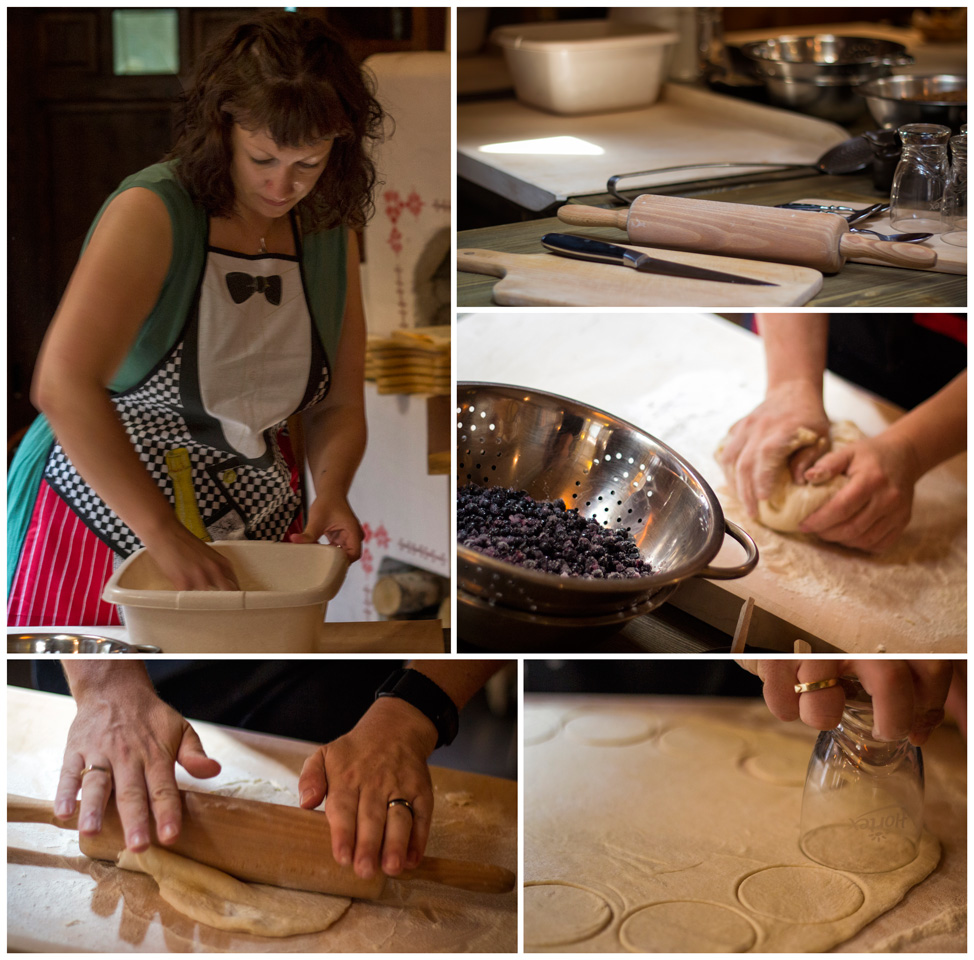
(117, 845), (351, 937)
(525, 697), (943, 953)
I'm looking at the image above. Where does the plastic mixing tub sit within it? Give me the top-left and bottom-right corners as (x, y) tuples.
(102, 541), (348, 653)
(491, 19), (677, 115)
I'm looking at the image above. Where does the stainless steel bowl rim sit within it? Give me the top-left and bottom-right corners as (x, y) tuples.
(858, 74), (968, 104)
(740, 35), (910, 65)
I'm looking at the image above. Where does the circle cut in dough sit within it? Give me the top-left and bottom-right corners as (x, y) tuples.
(658, 725), (748, 762)
(620, 900), (758, 953)
(737, 865), (864, 923)
(525, 706), (564, 746)
(757, 421), (865, 532)
(563, 711), (657, 746)
(523, 881), (613, 947)
(741, 749), (810, 787)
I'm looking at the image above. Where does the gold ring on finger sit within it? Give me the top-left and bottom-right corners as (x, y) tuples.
(387, 797), (414, 817)
(794, 678), (839, 695)
(80, 765), (112, 777)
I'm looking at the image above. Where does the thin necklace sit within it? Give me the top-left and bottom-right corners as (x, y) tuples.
(258, 236), (267, 254)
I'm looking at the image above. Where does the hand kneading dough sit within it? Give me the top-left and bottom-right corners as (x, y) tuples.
(116, 846), (351, 937)
(757, 421), (865, 532)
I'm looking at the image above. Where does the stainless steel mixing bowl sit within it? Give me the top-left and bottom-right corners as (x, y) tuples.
(858, 74), (967, 131)
(457, 383), (758, 624)
(7, 633), (161, 654)
(740, 35), (914, 121)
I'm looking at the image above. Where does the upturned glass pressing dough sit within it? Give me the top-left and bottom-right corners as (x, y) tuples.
(799, 677), (924, 873)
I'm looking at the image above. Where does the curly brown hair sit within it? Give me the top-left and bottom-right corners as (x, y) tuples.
(168, 11), (385, 231)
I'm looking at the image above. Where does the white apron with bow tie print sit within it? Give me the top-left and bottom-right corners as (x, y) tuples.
(43, 240), (331, 556)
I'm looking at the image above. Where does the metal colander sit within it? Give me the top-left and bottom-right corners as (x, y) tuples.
(457, 383), (758, 621)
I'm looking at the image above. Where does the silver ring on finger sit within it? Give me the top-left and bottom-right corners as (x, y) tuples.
(80, 765), (112, 778)
(387, 797), (414, 817)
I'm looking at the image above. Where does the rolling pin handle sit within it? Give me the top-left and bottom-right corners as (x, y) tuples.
(696, 520), (759, 580)
(7, 794), (79, 829)
(556, 204), (630, 231)
(399, 855), (516, 894)
(838, 233), (938, 269)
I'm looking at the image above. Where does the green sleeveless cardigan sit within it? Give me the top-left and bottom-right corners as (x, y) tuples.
(8, 162), (347, 589)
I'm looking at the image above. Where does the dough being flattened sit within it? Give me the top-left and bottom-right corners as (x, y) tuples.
(116, 846), (351, 937)
(757, 421), (865, 532)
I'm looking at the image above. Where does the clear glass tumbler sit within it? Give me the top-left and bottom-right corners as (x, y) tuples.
(799, 677), (924, 873)
(889, 123), (951, 233)
(941, 134), (967, 247)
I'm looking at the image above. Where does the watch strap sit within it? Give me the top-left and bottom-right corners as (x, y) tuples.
(375, 668), (459, 748)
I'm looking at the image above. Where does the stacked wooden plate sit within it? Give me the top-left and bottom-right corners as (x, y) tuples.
(365, 326), (450, 394)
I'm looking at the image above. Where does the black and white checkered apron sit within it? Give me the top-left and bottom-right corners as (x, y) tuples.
(43, 244), (331, 557)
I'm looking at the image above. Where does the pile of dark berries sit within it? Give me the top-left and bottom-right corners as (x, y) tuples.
(457, 484), (654, 579)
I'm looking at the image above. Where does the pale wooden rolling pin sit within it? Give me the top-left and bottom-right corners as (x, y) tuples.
(557, 195), (938, 273)
(8, 791), (516, 900)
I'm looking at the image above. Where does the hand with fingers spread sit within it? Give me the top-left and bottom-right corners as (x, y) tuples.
(297, 660), (505, 881)
(56, 662), (221, 850)
(298, 695), (437, 879)
(736, 659), (953, 746)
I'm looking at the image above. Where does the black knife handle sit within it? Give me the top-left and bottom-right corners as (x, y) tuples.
(540, 233), (629, 265)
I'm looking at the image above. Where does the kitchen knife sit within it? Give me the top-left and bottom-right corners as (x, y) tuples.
(557, 197), (937, 273)
(8, 791), (516, 899)
(540, 233), (777, 286)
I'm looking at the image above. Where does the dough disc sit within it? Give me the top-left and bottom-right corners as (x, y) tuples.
(757, 421), (865, 532)
(658, 725), (747, 762)
(525, 706), (564, 746)
(620, 900), (758, 953)
(524, 881), (612, 946)
(117, 845), (351, 937)
(737, 865), (864, 923)
(564, 711), (657, 746)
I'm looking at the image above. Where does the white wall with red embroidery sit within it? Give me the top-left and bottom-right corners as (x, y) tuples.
(325, 50), (451, 623)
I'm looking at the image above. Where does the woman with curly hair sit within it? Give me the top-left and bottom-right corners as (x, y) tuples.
(9, 12), (384, 623)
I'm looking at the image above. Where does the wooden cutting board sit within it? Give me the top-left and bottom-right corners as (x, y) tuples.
(456, 312), (966, 654)
(457, 245), (823, 307)
(800, 198), (966, 275)
(6, 687), (516, 953)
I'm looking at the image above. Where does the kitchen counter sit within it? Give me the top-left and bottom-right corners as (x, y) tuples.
(7, 686), (517, 952)
(7, 620), (448, 654)
(456, 172), (966, 308)
(524, 693), (966, 952)
(457, 313), (966, 654)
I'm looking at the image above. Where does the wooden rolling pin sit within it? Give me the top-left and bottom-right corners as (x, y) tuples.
(557, 195), (938, 273)
(8, 791), (515, 900)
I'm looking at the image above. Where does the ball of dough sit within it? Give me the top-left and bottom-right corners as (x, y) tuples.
(757, 421), (865, 532)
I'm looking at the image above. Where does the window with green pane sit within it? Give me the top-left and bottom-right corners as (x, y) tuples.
(112, 9), (179, 76)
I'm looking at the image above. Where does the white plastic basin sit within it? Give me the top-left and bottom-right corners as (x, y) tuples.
(102, 541), (348, 653)
(491, 19), (678, 115)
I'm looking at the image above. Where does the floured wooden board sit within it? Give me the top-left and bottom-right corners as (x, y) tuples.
(456, 312), (967, 653)
(458, 84), (848, 211)
(7, 686), (516, 953)
(457, 246), (823, 307)
(524, 694), (964, 953)
(799, 199), (966, 275)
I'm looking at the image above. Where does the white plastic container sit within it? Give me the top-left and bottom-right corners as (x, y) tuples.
(491, 20), (678, 115)
(102, 541), (348, 653)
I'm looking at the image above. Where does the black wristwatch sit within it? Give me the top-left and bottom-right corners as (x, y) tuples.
(375, 668), (460, 748)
